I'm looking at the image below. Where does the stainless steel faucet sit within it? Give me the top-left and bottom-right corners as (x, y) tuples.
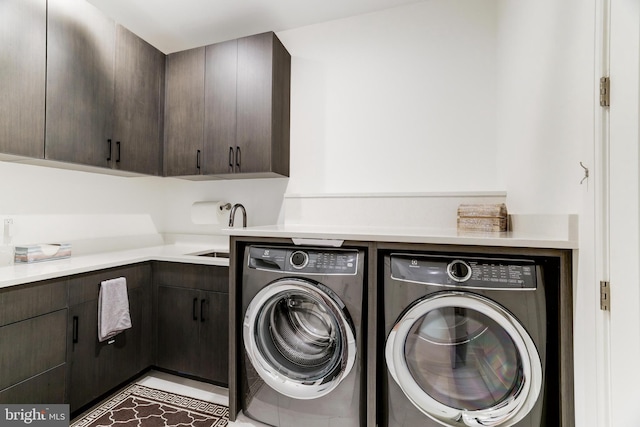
(229, 203), (247, 228)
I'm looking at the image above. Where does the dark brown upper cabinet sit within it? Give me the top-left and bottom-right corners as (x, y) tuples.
(164, 32), (290, 179)
(230, 32), (290, 177)
(113, 25), (165, 176)
(0, 0), (47, 159)
(163, 47), (206, 177)
(204, 32), (291, 177)
(203, 39), (238, 175)
(46, 0), (115, 169)
(46, 0), (164, 175)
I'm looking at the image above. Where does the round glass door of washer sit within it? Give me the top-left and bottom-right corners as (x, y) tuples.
(385, 292), (542, 427)
(243, 278), (356, 400)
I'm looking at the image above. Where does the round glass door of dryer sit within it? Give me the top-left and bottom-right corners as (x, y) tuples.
(385, 292), (542, 427)
(243, 278), (356, 399)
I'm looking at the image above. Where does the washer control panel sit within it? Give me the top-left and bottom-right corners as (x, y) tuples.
(249, 246), (359, 275)
(390, 253), (536, 289)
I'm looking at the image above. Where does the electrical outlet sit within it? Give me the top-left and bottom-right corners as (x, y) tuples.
(3, 218), (14, 239)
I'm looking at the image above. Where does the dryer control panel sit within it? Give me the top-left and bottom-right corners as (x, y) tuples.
(248, 246), (359, 275)
(390, 253), (536, 289)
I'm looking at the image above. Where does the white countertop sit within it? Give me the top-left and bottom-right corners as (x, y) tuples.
(0, 217), (578, 290)
(0, 242), (230, 290)
(223, 222), (579, 250)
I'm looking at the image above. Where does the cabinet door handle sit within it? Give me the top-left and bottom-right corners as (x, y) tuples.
(196, 150), (201, 171)
(107, 139), (112, 161)
(116, 141), (121, 163)
(200, 299), (206, 323)
(72, 316), (79, 344)
(228, 147), (234, 172)
(235, 146), (241, 172)
(192, 297), (198, 321)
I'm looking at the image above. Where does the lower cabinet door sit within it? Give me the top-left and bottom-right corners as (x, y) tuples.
(100, 287), (143, 392)
(0, 365), (66, 404)
(67, 264), (151, 413)
(156, 286), (200, 375)
(68, 300), (99, 412)
(68, 292), (146, 412)
(199, 290), (229, 385)
(0, 309), (67, 403)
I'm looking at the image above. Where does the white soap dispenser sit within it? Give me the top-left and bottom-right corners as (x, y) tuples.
(0, 219), (15, 266)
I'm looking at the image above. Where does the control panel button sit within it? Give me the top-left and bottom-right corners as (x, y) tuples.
(290, 251), (309, 269)
(447, 260), (472, 282)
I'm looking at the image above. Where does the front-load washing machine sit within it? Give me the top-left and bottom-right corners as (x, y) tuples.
(241, 245), (365, 427)
(382, 251), (558, 427)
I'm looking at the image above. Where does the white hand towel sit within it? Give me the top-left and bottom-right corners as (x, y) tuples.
(98, 277), (132, 342)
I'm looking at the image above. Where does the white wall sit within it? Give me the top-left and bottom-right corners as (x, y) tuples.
(0, 161), (165, 247)
(159, 177), (288, 234)
(278, 0), (502, 194)
(0, 161), (289, 247)
(495, 0), (594, 214)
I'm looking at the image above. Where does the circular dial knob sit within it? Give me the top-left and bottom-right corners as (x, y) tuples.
(447, 260), (472, 282)
(290, 251), (309, 269)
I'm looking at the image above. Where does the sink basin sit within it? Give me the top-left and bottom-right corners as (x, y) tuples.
(187, 251), (230, 259)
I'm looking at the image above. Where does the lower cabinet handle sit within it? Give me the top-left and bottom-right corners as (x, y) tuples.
(72, 316), (79, 344)
(200, 299), (206, 323)
(107, 139), (112, 161)
(235, 146), (241, 172)
(193, 297), (198, 321)
(116, 141), (121, 163)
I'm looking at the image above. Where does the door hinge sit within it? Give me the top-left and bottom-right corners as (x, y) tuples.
(600, 77), (610, 107)
(600, 280), (610, 311)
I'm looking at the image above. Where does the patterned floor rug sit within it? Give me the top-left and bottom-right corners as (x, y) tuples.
(71, 384), (229, 427)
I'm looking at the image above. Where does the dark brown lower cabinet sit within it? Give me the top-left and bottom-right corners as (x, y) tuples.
(197, 290), (229, 384)
(0, 260), (227, 410)
(0, 278), (68, 404)
(154, 262), (229, 385)
(0, 365), (66, 404)
(67, 264), (151, 412)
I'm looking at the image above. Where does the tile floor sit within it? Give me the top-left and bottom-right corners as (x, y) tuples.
(86, 370), (268, 427)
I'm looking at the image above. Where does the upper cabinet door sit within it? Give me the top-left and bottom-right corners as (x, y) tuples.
(0, 0), (46, 158)
(164, 47), (205, 176)
(45, 0), (115, 168)
(113, 25), (165, 176)
(204, 39), (238, 175)
(200, 32), (290, 178)
(235, 32), (290, 177)
(235, 33), (272, 174)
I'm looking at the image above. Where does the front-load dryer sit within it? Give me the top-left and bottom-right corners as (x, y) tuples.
(382, 252), (556, 427)
(241, 245), (365, 427)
